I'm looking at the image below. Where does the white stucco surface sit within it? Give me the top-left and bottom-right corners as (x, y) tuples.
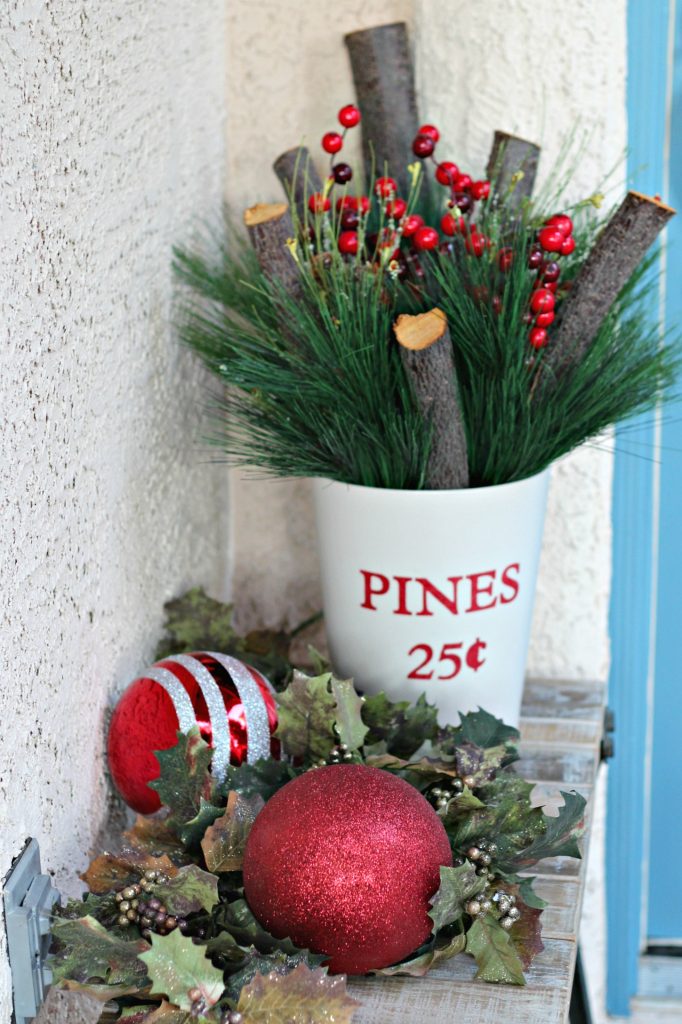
(0, 1), (229, 1016)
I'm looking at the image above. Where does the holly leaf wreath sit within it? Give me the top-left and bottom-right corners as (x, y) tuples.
(51, 668), (586, 1022)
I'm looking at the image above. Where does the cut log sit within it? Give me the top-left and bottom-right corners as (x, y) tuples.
(344, 22), (418, 197)
(394, 308), (469, 489)
(541, 190), (675, 382)
(244, 202), (303, 299)
(486, 130), (540, 217)
(273, 147), (323, 222)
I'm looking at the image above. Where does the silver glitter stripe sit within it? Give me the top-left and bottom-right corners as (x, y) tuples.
(145, 667), (197, 734)
(165, 654), (231, 783)
(208, 652), (271, 764)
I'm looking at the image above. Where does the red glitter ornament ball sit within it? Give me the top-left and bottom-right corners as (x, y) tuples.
(243, 764), (452, 975)
(107, 653), (278, 814)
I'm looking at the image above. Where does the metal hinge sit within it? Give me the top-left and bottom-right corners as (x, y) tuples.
(4, 838), (60, 1023)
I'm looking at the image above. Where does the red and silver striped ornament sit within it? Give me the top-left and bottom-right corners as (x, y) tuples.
(107, 652), (278, 814)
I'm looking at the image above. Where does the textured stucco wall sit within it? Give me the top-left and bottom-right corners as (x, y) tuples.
(0, 1), (228, 1016)
(226, 0), (625, 689)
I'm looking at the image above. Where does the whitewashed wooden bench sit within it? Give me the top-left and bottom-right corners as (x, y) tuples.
(347, 677), (606, 1024)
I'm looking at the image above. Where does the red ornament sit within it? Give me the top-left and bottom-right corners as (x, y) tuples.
(107, 653), (277, 814)
(418, 123), (440, 142)
(547, 213), (573, 237)
(402, 213), (424, 237)
(386, 197), (407, 220)
(435, 161), (459, 186)
(538, 227), (564, 253)
(308, 193), (331, 214)
(412, 134), (435, 158)
(338, 231), (359, 255)
(530, 288), (555, 314)
(322, 132), (343, 154)
(560, 235), (576, 256)
(243, 764), (452, 974)
(413, 225), (440, 250)
(471, 180), (491, 200)
(374, 176), (398, 198)
(529, 327), (548, 348)
(338, 104), (361, 128)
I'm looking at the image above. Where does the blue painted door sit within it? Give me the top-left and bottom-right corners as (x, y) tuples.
(607, 0), (682, 1013)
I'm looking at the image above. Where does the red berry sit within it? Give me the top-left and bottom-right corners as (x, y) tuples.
(498, 248), (514, 272)
(338, 104), (361, 128)
(529, 327), (548, 349)
(418, 124), (440, 142)
(374, 176), (398, 198)
(454, 173), (473, 192)
(358, 196), (371, 216)
(465, 232), (487, 257)
(341, 208), (360, 230)
(560, 236), (576, 256)
(386, 197), (407, 219)
(412, 134), (436, 158)
(535, 311), (555, 328)
(435, 161), (459, 186)
(544, 281), (558, 293)
(492, 295), (503, 315)
(530, 288), (555, 314)
(336, 196), (357, 212)
(547, 213), (573, 237)
(322, 132), (343, 154)
(308, 193), (331, 214)
(540, 260), (561, 283)
(471, 180), (491, 201)
(451, 192), (473, 215)
(528, 246), (543, 270)
(440, 212), (459, 236)
(402, 214), (424, 237)
(538, 227), (564, 253)
(332, 162), (353, 184)
(413, 225), (440, 250)
(338, 231), (359, 255)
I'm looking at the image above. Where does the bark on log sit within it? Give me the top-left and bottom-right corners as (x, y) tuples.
(244, 202), (303, 299)
(344, 22), (418, 198)
(541, 190), (675, 383)
(394, 308), (469, 489)
(486, 130), (540, 217)
(273, 147), (323, 222)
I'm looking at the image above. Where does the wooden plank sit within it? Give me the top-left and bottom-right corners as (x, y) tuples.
(519, 718), (602, 747)
(516, 745), (599, 786)
(522, 679), (605, 720)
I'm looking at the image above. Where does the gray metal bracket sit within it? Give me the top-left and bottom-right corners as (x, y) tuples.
(4, 838), (60, 1023)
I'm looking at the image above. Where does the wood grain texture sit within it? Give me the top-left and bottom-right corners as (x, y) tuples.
(344, 22), (418, 197)
(346, 676), (605, 1023)
(394, 309), (469, 489)
(541, 190), (675, 383)
(272, 146), (323, 223)
(243, 202), (302, 299)
(486, 130), (540, 217)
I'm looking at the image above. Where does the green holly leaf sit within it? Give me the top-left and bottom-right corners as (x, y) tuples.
(370, 931), (466, 976)
(139, 929), (224, 1012)
(201, 790), (264, 872)
(155, 588), (239, 662)
(81, 850), (178, 895)
(275, 672), (337, 760)
(428, 864), (487, 932)
(219, 758), (299, 803)
(448, 775), (546, 866)
(454, 742), (514, 785)
(444, 787), (486, 817)
(178, 798), (225, 850)
(514, 790), (586, 865)
(506, 887), (545, 970)
(330, 677), (368, 751)
(153, 864), (219, 918)
(518, 876), (547, 910)
(361, 692), (410, 746)
(224, 947), (327, 1002)
(149, 728), (213, 826)
(456, 708), (520, 749)
(51, 916), (150, 997)
(212, 898), (305, 956)
(465, 915), (526, 985)
(144, 1003), (193, 1024)
(236, 962), (359, 1023)
(122, 817), (190, 862)
(393, 694), (439, 758)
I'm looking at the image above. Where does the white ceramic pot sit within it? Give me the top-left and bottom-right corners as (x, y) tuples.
(312, 469), (550, 727)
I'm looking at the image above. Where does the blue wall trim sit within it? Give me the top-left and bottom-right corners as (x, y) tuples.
(606, 1), (670, 1015)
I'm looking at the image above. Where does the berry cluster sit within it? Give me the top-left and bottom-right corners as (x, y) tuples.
(307, 105), (577, 352)
(114, 868), (195, 940)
